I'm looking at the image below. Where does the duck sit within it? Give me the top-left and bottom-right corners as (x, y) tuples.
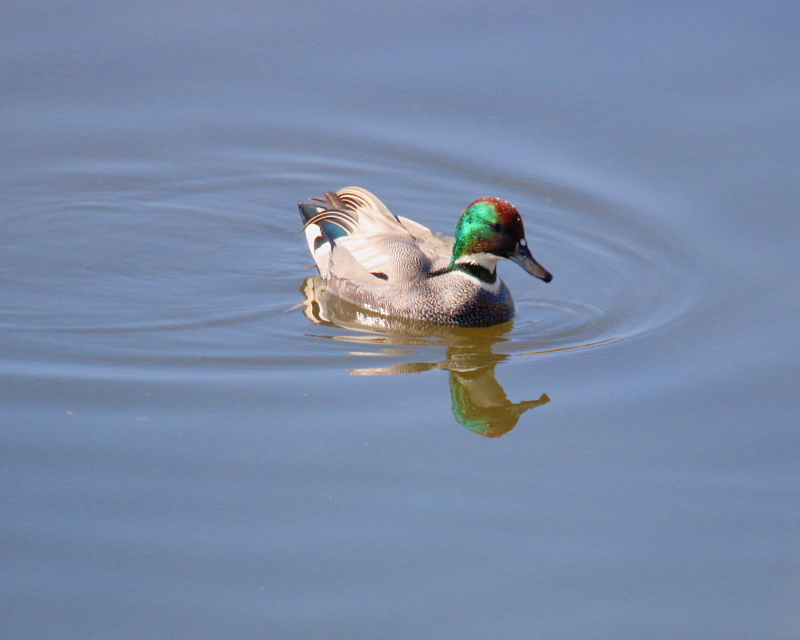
(298, 187), (552, 327)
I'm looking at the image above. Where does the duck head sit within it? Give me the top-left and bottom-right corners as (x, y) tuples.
(451, 197), (553, 283)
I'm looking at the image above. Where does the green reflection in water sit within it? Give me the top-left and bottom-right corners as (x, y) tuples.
(300, 277), (550, 437)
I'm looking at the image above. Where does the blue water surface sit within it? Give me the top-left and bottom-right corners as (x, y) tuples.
(2, 2), (799, 639)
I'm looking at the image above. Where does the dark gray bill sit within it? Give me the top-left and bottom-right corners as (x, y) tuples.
(510, 243), (553, 282)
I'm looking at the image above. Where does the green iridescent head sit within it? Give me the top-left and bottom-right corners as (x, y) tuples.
(450, 197), (553, 283)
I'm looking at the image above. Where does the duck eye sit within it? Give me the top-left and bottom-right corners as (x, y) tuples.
(489, 223), (501, 232)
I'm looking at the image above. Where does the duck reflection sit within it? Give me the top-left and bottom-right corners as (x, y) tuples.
(301, 276), (550, 437)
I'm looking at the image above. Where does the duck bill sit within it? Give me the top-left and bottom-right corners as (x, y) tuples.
(510, 243), (553, 282)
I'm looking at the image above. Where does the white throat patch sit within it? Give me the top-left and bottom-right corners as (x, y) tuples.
(454, 252), (502, 270)
(454, 252), (503, 293)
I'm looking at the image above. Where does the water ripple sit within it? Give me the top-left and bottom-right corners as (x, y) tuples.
(0, 126), (701, 376)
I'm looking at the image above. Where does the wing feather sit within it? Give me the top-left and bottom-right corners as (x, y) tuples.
(299, 187), (450, 281)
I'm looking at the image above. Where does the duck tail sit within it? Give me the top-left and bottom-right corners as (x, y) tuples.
(298, 191), (348, 224)
(300, 207), (359, 241)
(298, 196), (361, 275)
(298, 201), (320, 225)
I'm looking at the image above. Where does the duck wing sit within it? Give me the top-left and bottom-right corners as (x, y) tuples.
(301, 187), (444, 282)
(396, 215), (453, 272)
(338, 187), (453, 270)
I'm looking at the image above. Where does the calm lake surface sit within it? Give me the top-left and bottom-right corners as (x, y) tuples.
(3, 2), (799, 638)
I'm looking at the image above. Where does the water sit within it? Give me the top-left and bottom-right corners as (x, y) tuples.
(3, 2), (799, 638)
